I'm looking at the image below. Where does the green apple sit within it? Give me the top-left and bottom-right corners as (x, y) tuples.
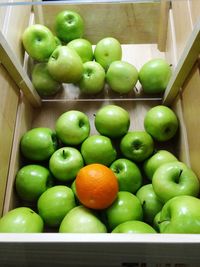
(143, 150), (178, 181)
(37, 185), (76, 227)
(105, 191), (143, 230)
(20, 127), (57, 161)
(94, 104), (130, 139)
(159, 195), (200, 233)
(152, 161), (200, 203)
(110, 158), (142, 194)
(112, 220), (156, 233)
(120, 131), (154, 162)
(22, 24), (57, 62)
(94, 37), (122, 70)
(139, 58), (172, 94)
(55, 110), (90, 145)
(0, 207), (43, 233)
(15, 164), (54, 202)
(144, 105), (179, 142)
(136, 184), (163, 224)
(47, 46), (83, 83)
(153, 211), (161, 232)
(78, 61), (105, 95)
(31, 63), (62, 97)
(81, 135), (117, 166)
(59, 205), (107, 233)
(67, 38), (93, 63)
(106, 61), (138, 94)
(49, 147), (84, 182)
(54, 36), (62, 46)
(55, 10), (84, 43)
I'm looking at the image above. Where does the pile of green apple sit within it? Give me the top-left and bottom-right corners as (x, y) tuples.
(1, 103), (200, 235)
(22, 9), (172, 97)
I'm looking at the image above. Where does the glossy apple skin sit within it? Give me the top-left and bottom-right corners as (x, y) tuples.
(152, 161), (200, 203)
(55, 10), (84, 43)
(81, 135), (117, 166)
(112, 220), (156, 233)
(110, 158), (142, 194)
(67, 38), (93, 63)
(49, 147), (84, 182)
(106, 61), (138, 94)
(136, 184), (163, 224)
(139, 58), (172, 94)
(20, 127), (57, 161)
(105, 191), (143, 230)
(55, 110), (90, 146)
(48, 46), (83, 83)
(0, 207), (43, 233)
(78, 61), (105, 94)
(59, 206), (107, 233)
(94, 37), (122, 70)
(32, 63), (61, 97)
(159, 195), (200, 233)
(22, 24), (57, 62)
(15, 164), (54, 202)
(144, 105), (179, 142)
(95, 104), (130, 138)
(120, 131), (154, 162)
(143, 150), (178, 181)
(153, 211), (161, 232)
(37, 185), (76, 227)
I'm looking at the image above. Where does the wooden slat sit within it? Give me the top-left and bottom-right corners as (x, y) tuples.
(0, 31), (41, 108)
(163, 18), (200, 105)
(157, 0), (170, 52)
(0, 64), (19, 216)
(36, 2), (160, 44)
(189, 0), (200, 28)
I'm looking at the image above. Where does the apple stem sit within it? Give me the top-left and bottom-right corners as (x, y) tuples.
(135, 86), (139, 93)
(158, 219), (169, 224)
(170, 64), (173, 67)
(179, 169), (183, 177)
(62, 150), (67, 159)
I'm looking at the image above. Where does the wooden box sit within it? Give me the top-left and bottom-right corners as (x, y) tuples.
(0, 0), (200, 266)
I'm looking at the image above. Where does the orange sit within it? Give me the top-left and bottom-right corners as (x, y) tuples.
(75, 163), (119, 210)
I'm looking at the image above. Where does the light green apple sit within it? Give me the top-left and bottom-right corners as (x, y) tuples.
(94, 37), (122, 70)
(159, 195), (200, 233)
(55, 10), (84, 43)
(78, 61), (105, 95)
(47, 46), (83, 83)
(22, 24), (57, 62)
(144, 105), (179, 142)
(139, 58), (172, 94)
(112, 220), (156, 233)
(153, 211), (161, 232)
(143, 150), (178, 181)
(67, 38), (93, 63)
(15, 164), (54, 202)
(120, 131), (154, 162)
(136, 184), (163, 224)
(49, 147), (84, 182)
(20, 127), (58, 161)
(81, 135), (117, 166)
(37, 185), (76, 227)
(0, 207), (43, 233)
(55, 110), (90, 146)
(105, 191), (143, 230)
(110, 158), (142, 194)
(94, 104), (130, 139)
(152, 161), (200, 203)
(106, 61), (138, 94)
(31, 63), (62, 97)
(59, 206), (107, 233)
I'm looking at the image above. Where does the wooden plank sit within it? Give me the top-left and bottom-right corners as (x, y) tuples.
(181, 62), (200, 178)
(189, 0), (200, 28)
(0, 31), (41, 108)
(171, 0), (193, 59)
(0, 64), (19, 216)
(163, 18), (200, 105)
(37, 2), (160, 44)
(157, 0), (170, 52)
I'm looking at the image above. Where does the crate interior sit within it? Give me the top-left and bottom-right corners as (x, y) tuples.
(0, 0), (195, 235)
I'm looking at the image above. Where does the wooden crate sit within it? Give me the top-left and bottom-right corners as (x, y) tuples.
(0, 0), (200, 266)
